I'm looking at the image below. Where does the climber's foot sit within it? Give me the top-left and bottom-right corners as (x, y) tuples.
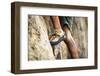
(49, 30), (65, 45)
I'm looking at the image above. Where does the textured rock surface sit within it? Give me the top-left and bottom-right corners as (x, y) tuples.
(72, 17), (88, 58)
(28, 16), (55, 60)
(28, 15), (88, 61)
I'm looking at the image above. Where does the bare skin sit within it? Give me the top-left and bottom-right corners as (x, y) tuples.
(63, 26), (79, 58)
(51, 16), (63, 33)
(50, 16), (79, 58)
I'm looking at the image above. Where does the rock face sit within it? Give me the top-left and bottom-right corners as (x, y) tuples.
(28, 16), (55, 60)
(28, 15), (88, 61)
(72, 17), (88, 58)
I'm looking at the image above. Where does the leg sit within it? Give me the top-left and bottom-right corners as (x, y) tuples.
(49, 16), (65, 45)
(50, 16), (64, 35)
(63, 26), (79, 58)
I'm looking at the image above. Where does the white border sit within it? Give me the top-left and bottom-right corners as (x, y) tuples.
(20, 6), (95, 70)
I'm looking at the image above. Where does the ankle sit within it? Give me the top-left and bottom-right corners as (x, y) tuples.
(55, 29), (64, 37)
